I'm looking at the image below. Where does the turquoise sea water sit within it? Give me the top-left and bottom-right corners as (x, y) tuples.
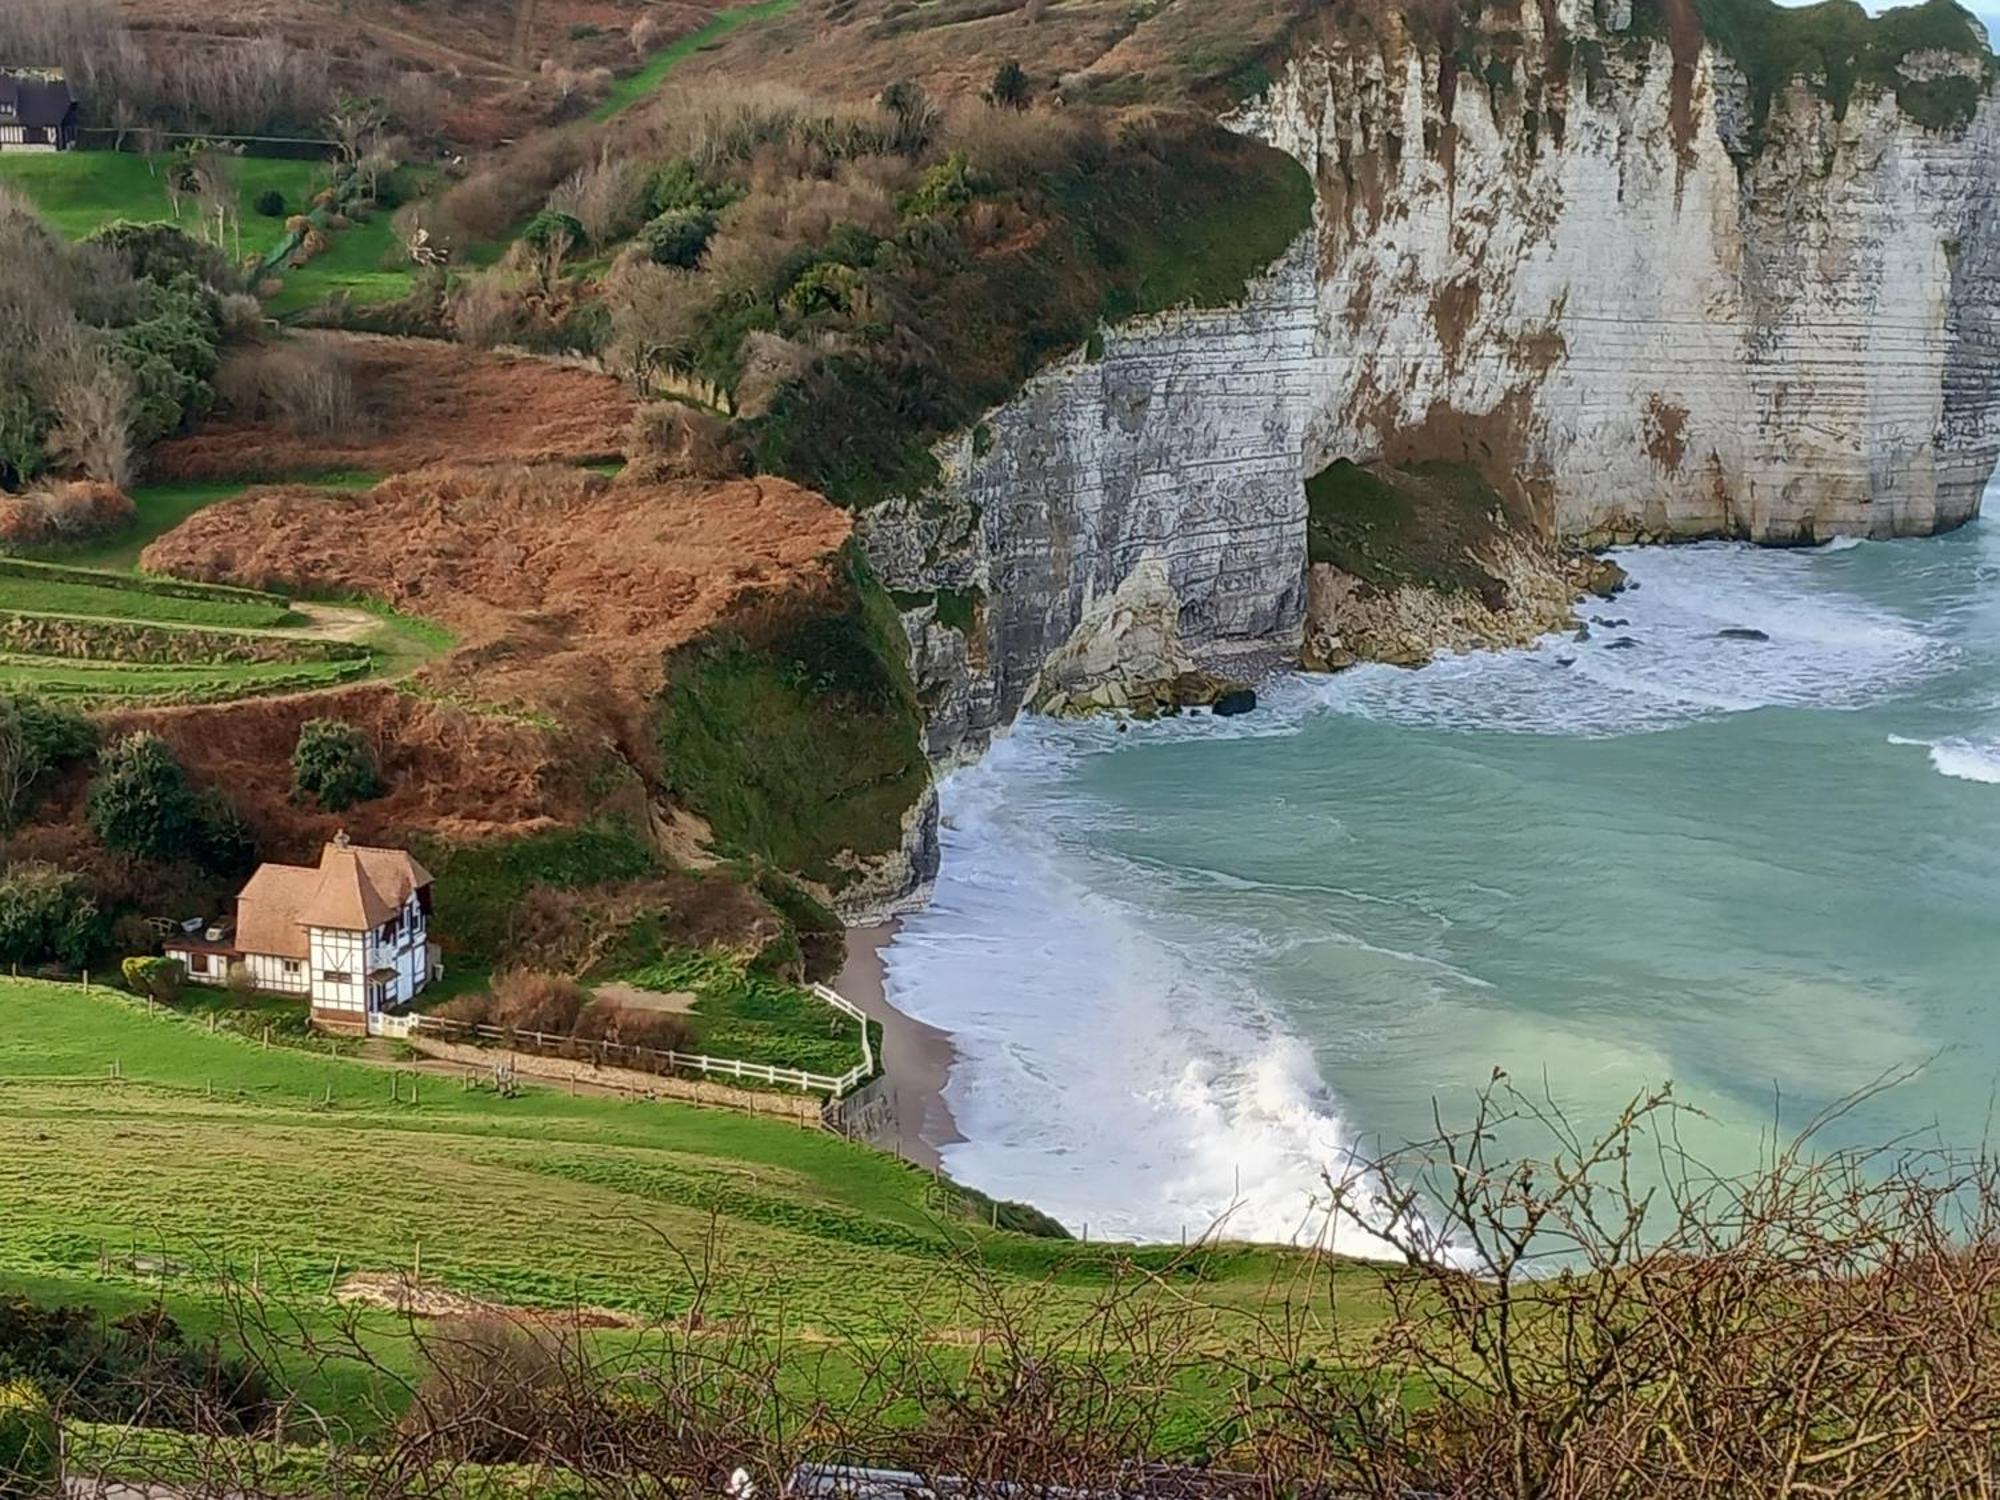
(881, 507), (2000, 1248)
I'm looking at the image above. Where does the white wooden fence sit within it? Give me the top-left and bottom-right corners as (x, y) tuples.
(409, 982), (877, 1098)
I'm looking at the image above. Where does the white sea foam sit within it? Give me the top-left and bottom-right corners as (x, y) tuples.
(1301, 542), (1948, 737)
(884, 731), (1410, 1254)
(1889, 733), (2000, 783)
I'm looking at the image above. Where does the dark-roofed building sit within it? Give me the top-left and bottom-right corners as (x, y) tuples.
(165, 833), (440, 1034)
(0, 68), (79, 153)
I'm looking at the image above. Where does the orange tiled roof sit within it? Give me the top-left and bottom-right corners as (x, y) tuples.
(235, 837), (432, 955)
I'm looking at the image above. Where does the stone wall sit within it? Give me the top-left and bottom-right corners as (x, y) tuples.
(406, 1035), (830, 1126)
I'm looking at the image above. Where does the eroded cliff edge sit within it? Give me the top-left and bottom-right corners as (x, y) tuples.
(863, 0), (2000, 772)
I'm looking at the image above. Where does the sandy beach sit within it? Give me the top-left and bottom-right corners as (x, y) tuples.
(835, 919), (964, 1173)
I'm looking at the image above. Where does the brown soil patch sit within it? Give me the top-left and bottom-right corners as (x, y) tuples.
(151, 335), (637, 483)
(593, 981), (698, 1014)
(1644, 394), (1690, 474)
(140, 462), (851, 797)
(334, 1271), (638, 1329)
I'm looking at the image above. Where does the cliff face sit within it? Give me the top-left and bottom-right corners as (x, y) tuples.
(860, 237), (1324, 762)
(864, 0), (2000, 763)
(1258, 0), (2000, 545)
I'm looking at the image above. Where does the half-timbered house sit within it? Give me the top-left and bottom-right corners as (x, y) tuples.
(167, 834), (440, 1034)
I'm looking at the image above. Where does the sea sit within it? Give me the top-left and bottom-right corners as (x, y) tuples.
(879, 493), (2000, 1252)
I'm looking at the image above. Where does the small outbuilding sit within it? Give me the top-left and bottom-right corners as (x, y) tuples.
(0, 69), (79, 153)
(166, 833), (441, 1035)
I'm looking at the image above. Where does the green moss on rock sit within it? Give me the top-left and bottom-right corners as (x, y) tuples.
(1305, 458), (1511, 602)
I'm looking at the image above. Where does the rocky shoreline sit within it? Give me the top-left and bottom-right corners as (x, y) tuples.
(1302, 543), (1628, 672)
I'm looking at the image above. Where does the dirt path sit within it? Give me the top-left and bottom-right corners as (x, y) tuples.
(286, 602), (381, 643)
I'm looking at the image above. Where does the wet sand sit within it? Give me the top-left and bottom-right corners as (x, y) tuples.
(835, 919), (963, 1173)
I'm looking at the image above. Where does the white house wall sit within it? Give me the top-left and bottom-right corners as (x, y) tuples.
(309, 928), (366, 1019)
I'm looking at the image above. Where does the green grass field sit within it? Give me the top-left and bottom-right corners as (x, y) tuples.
(0, 549), (446, 704)
(0, 153), (321, 257)
(0, 152), (418, 316)
(265, 205), (415, 316)
(0, 573), (295, 631)
(0, 980), (1384, 1432)
(0, 652), (372, 700)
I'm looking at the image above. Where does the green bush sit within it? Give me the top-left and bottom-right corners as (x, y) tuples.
(87, 732), (206, 863)
(0, 1378), (56, 1499)
(0, 694), (96, 830)
(112, 276), (223, 446)
(523, 208), (586, 251)
(120, 954), (185, 1003)
(638, 207), (717, 268)
(253, 188), (288, 218)
(0, 864), (102, 970)
(291, 718), (380, 811)
(84, 221), (236, 291)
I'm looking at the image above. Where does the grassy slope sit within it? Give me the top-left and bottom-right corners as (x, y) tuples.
(1305, 458), (1512, 597)
(0, 574), (293, 631)
(590, 0), (805, 120)
(0, 980), (1383, 1427)
(654, 550), (928, 890)
(0, 154), (319, 255)
(1687, 0), (1996, 131)
(266, 209), (413, 317)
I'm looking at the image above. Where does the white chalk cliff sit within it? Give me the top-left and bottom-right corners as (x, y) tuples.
(864, 0), (2000, 762)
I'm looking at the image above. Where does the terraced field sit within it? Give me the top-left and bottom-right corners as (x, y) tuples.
(0, 558), (444, 705)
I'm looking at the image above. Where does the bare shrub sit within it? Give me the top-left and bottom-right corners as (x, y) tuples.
(446, 270), (529, 348)
(732, 332), (813, 420)
(385, 71), (448, 140)
(602, 260), (717, 380)
(629, 13), (668, 56)
(550, 154), (654, 247)
(0, 482), (133, 547)
(944, 98), (1097, 181)
(621, 402), (739, 478)
(41, 340), (136, 489)
(431, 991), (493, 1029)
(430, 171), (518, 245)
(488, 969), (588, 1035)
(400, 1316), (588, 1465)
(213, 341), (371, 441)
(573, 999), (694, 1053)
(725, 172), (899, 247)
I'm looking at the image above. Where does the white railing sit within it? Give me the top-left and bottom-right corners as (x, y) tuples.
(411, 987), (876, 1097)
(369, 1010), (417, 1039)
(811, 983), (876, 1096)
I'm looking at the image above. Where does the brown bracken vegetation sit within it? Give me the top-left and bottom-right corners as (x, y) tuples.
(150, 334), (637, 482)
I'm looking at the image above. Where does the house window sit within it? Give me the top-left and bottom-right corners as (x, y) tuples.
(189, 952), (208, 975)
(282, 960), (301, 974)
(323, 970), (351, 985)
